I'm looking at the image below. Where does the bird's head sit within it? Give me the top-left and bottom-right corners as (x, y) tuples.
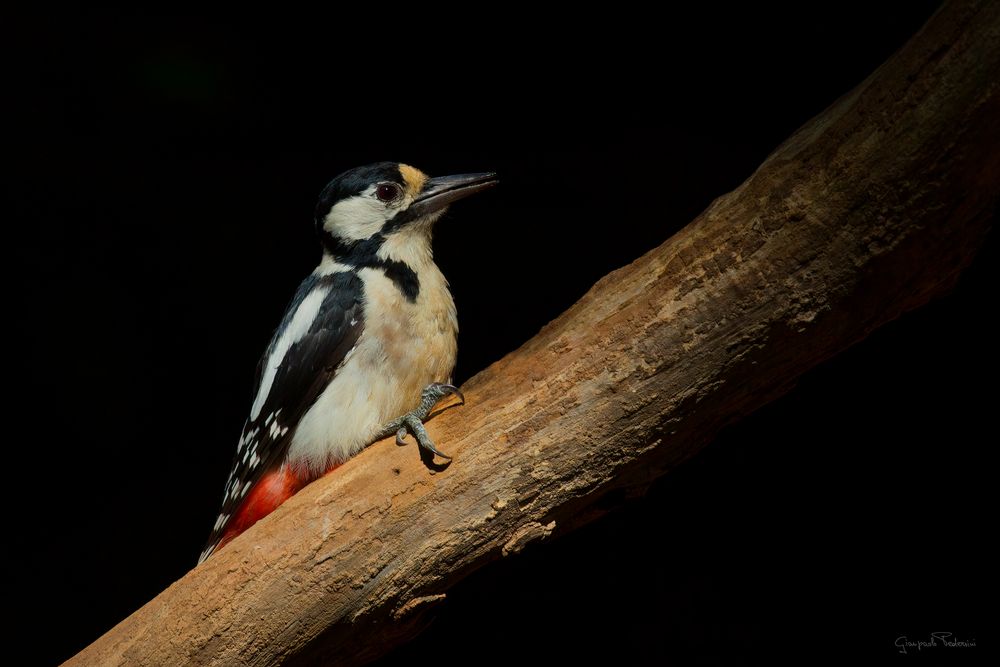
(315, 162), (497, 262)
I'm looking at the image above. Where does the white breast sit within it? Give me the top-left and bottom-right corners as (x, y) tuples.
(287, 253), (458, 475)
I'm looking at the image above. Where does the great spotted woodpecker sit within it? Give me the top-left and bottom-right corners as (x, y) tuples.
(199, 162), (497, 563)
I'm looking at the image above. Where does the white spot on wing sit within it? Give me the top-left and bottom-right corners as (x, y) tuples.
(251, 285), (330, 421)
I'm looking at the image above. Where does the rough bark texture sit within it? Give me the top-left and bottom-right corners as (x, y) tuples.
(68, 2), (998, 665)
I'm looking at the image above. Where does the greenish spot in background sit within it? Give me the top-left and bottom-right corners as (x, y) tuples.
(137, 50), (226, 106)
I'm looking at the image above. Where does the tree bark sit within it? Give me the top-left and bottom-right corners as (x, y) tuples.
(67, 2), (998, 665)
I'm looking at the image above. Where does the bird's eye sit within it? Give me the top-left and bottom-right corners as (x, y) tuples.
(375, 183), (402, 203)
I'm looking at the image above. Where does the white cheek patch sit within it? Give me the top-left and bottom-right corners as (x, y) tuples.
(323, 189), (389, 241)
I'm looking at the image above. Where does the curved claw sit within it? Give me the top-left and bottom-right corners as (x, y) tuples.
(420, 438), (453, 461)
(436, 383), (465, 406)
(404, 414), (452, 460)
(396, 428), (408, 445)
(424, 382), (465, 407)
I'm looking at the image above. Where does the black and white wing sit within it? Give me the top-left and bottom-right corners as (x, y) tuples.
(201, 270), (364, 561)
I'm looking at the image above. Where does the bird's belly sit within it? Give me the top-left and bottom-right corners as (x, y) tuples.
(287, 267), (457, 475)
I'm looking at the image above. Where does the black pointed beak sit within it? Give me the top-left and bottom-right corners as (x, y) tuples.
(410, 172), (498, 217)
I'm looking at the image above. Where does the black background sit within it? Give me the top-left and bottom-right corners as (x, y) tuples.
(10, 3), (990, 665)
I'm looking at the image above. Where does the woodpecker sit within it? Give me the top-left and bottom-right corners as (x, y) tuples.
(199, 162), (497, 563)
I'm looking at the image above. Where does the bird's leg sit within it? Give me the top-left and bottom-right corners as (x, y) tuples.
(375, 383), (465, 460)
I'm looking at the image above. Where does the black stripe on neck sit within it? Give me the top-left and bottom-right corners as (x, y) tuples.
(321, 231), (420, 302)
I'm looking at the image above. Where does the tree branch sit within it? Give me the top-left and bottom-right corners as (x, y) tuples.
(67, 2), (998, 665)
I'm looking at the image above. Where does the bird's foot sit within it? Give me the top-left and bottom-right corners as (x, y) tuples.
(376, 383), (464, 460)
